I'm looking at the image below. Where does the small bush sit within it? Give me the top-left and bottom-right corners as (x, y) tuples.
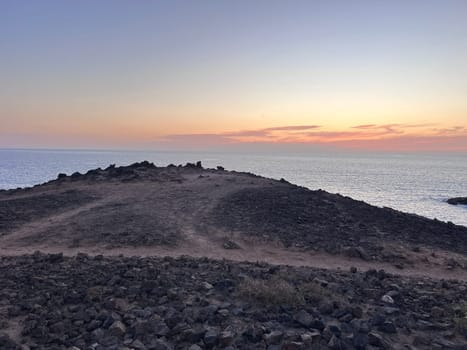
(454, 303), (467, 333)
(237, 277), (304, 307)
(298, 282), (333, 303)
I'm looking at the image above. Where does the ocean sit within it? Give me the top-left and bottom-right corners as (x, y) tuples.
(1, 148), (466, 227)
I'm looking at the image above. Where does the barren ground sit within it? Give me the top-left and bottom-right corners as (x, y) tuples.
(1, 162), (466, 280)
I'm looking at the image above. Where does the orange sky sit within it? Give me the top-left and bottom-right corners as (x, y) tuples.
(1, 1), (467, 152)
(155, 124), (467, 152)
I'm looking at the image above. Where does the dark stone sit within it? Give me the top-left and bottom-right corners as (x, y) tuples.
(447, 197), (467, 205)
(0, 334), (20, 350)
(294, 310), (314, 328)
(204, 328), (219, 347)
(368, 332), (385, 347)
(353, 332), (368, 350)
(219, 330), (235, 347)
(223, 240), (240, 250)
(378, 321), (397, 334)
(264, 330), (283, 345)
(328, 335), (343, 350)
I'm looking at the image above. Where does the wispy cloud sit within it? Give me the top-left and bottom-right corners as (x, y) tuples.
(432, 126), (467, 135)
(334, 134), (467, 152)
(157, 123), (467, 152)
(160, 125), (321, 144)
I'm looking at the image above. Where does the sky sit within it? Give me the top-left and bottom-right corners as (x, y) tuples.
(1, 0), (467, 152)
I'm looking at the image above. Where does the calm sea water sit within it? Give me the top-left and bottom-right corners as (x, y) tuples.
(1, 148), (466, 226)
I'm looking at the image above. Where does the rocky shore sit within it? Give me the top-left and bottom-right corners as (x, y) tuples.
(0, 253), (466, 350)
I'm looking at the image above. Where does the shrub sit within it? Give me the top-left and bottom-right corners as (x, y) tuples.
(298, 281), (333, 303)
(454, 302), (467, 333)
(237, 277), (304, 307)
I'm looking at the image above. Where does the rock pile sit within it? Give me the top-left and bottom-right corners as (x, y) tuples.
(0, 253), (466, 349)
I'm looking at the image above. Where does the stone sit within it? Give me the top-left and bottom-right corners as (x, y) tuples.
(264, 330), (283, 345)
(433, 337), (456, 348)
(151, 339), (172, 350)
(223, 240), (240, 249)
(378, 321), (397, 334)
(154, 321), (170, 336)
(109, 320), (126, 337)
(182, 326), (206, 343)
(447, 197), (467, 205)
(328, 335), (342, 349)
(368, 332), (385, 347)
(351, 306), (363, 319)
(130, 339), (146, 350)
(353, 332), (368, 350)
(282, 341), (304, 350)
(0, 334), (19, 350)
(219, 330), (235, 347)
(319, 301), (334, 314)
(413, 336), (430, 346)
(243, 325), (264, 343)
(188, 345), (202, 350)
(294, 310), (314, 328)
(201, 282), (213, 290)
(381, 295), (394, 304)
(431, 306), (444, 318)
(300, 330), (321, 344)
(204, 328), (219, 347)
(344, 246), (370, 261)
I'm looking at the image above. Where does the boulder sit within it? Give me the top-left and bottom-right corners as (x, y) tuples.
(447, 197), (467, 205)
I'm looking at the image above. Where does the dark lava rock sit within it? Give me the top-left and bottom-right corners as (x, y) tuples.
(204, 328), (219, 347)
(0, 254), (465, 349)
(447, 197), (467, 205)
(223, 240), (240, 250)
(378, 320), (397, 333)
(211, 185), (467, 259)
(294, 310), (314, 328)
(0, 334), (19, 350)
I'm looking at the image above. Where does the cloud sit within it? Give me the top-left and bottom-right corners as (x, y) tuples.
(262, 125), (321, 132)
(222, 125), (321, 137)
(157, 133), (236, 146)
(159, 125), (322, 144)
(333, 134), (467, 152)
(432, 126), (467, 135)
(156, 123), (467, 152)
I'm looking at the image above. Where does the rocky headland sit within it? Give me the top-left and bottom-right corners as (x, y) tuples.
(0, 161), (466, 349)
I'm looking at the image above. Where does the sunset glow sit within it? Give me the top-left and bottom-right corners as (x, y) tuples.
(1, 1), (467, 152)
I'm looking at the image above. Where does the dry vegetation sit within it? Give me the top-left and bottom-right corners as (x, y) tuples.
(237, 276), (305, 307)
(237, 276), (339, 308)
(454, 302), (467, 334)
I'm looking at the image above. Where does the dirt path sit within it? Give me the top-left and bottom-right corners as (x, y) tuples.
(1, 239), (466, 281)
(0, 197), (112, 246)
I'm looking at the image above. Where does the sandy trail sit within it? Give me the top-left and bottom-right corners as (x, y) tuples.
(1, 239), (466, 281)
